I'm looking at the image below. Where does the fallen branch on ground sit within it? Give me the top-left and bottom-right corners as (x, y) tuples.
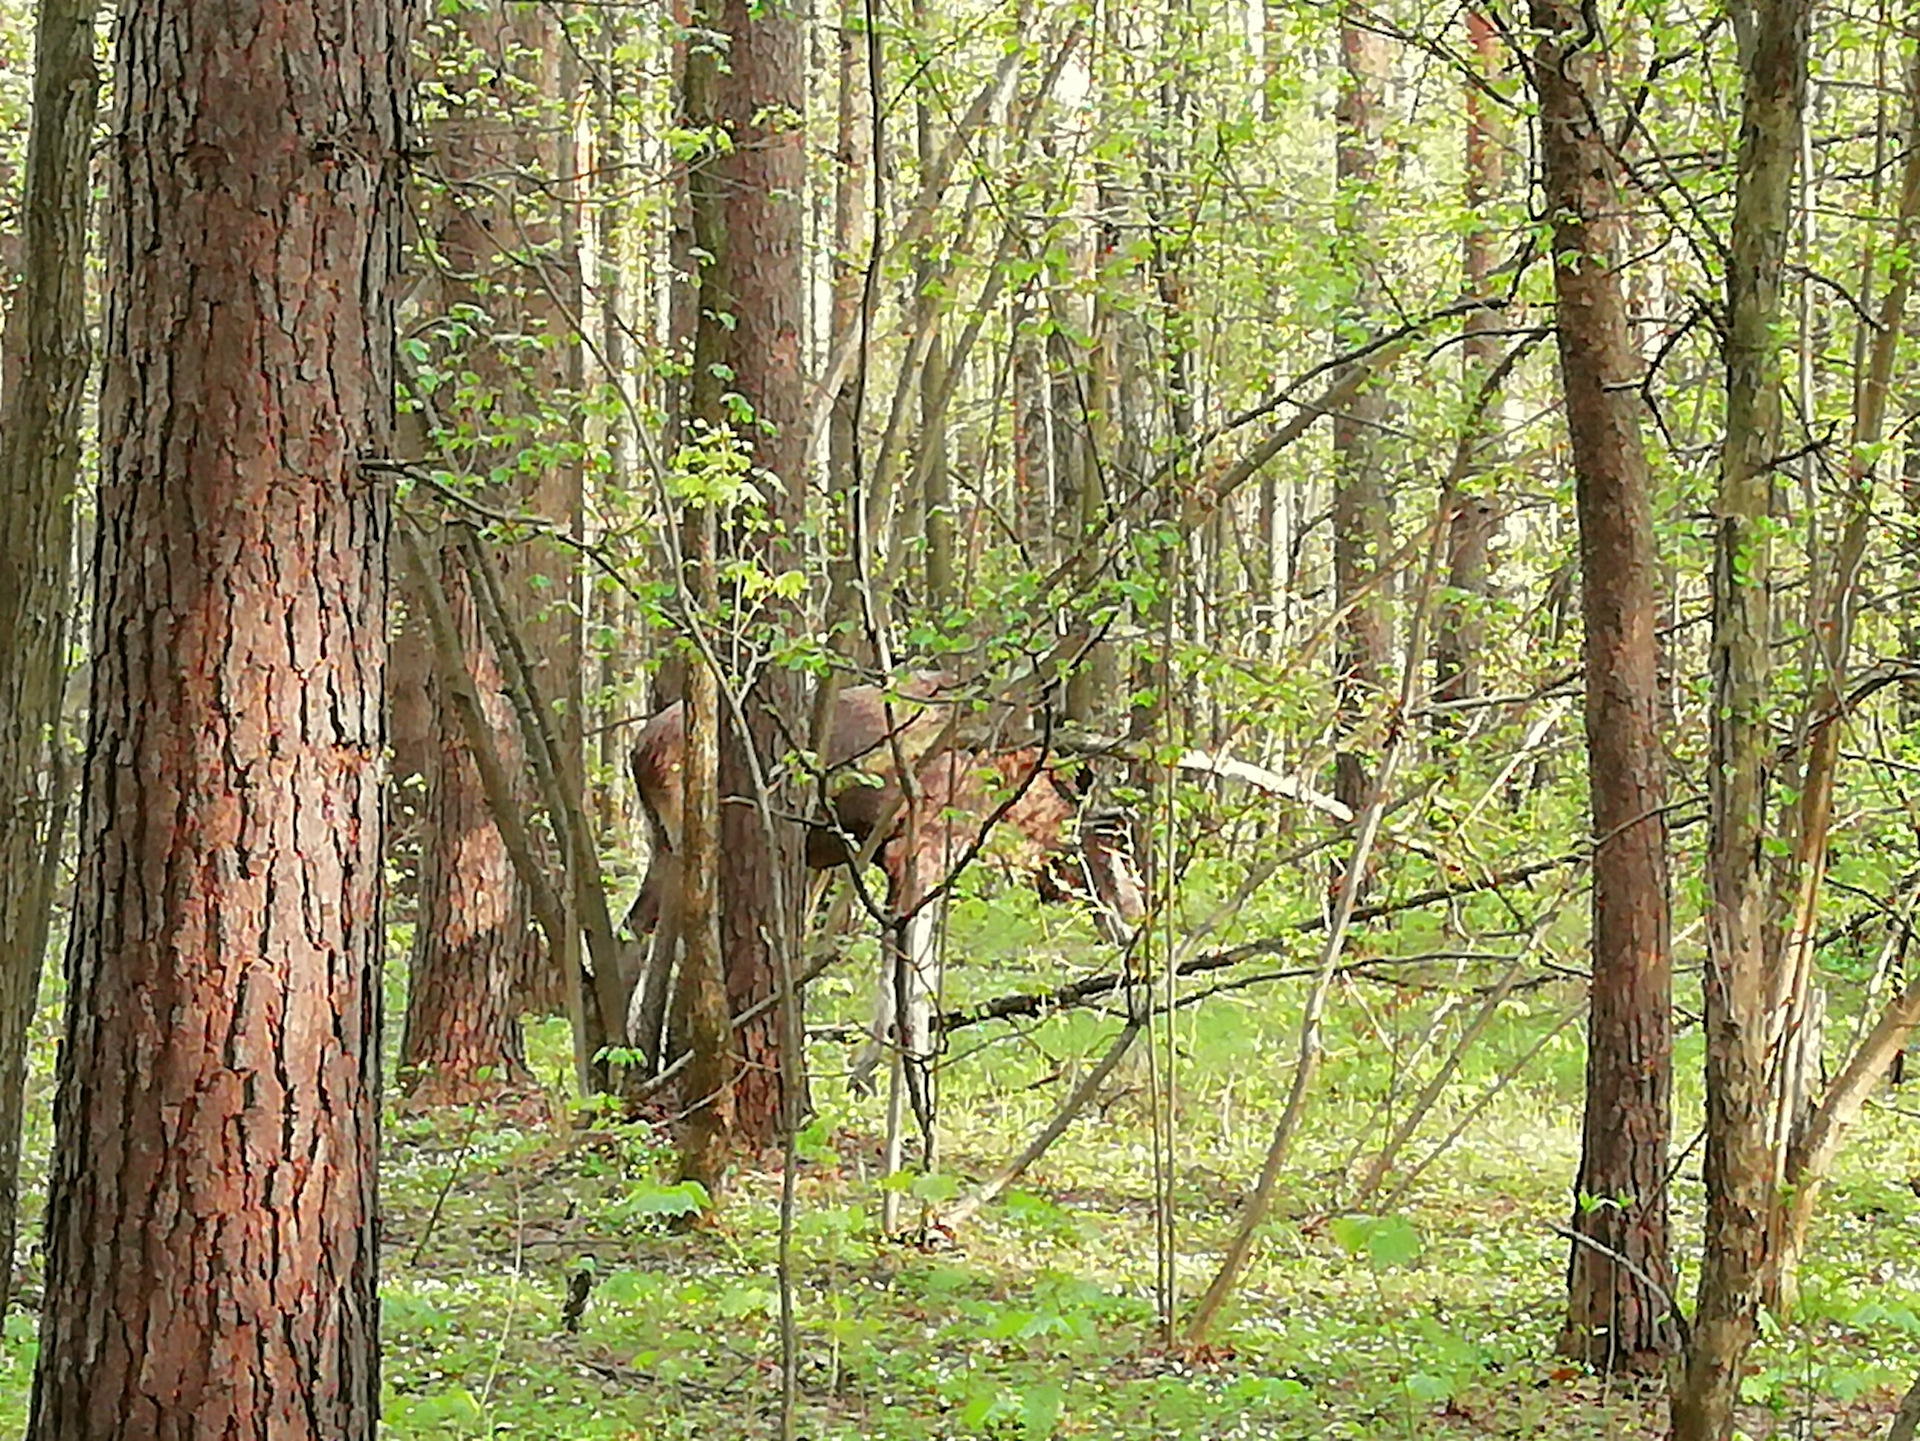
(940, 848), (1588, 1030)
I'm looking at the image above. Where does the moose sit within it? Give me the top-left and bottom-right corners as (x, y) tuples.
(619, 672), (1148, 1092)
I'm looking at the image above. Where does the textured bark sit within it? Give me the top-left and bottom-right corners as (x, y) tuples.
(413, 3), (585, 1028)
(1331, 2), (1392, 814)
(675, 517), (730, 1196)
(28, 0), (405, 1432)
(1674, 3), (1810, 1436)
(1891, 1372), (1920, 1441)
(709, 0), (810, 1148)
(1530, 0), (1677, 1370)
(0, 0), (96, 1318)
(401, 544), (532, 1104)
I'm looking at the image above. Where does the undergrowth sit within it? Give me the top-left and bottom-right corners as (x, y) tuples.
(0, 888), (1916, 1439)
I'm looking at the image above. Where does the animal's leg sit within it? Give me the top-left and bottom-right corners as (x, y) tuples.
(847, 924), (896, 1095)
(613, 858), (665, 1061)
(899, 900), (943, 1151)
(630, 856), (683, 1074)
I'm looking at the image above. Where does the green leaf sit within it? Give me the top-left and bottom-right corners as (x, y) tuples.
(1021, 1381), (1064, 1439)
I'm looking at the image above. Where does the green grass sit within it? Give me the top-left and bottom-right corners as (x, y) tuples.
(2, 892), (1918, 1439)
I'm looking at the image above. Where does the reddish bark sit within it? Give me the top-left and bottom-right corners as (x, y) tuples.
(401, 546), (535, 1105)
(1532, 0), (1677, 1370)
(29, 0), (404, 1433)
(704, 0), (809, 1147)
(411, 2), (581, 1030)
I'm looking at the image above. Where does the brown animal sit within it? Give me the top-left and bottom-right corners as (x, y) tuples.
(620, 674), (1146, 1083)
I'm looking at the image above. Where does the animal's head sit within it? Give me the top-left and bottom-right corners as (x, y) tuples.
(1034, 803), (1145, 945)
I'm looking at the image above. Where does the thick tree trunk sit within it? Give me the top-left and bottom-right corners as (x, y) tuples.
(674, 0), (808, 1163)
(0, 0), (96, 1318)
(1530, 0), (1677, 1371)
(28, 0), (403, 1432)
(1674, 3), (1810, 1436)
(410, 3), (582, 1033)
(401, 542), (533, 1104)
(710, 0), (809, 1148)
(1332, 2), (1392, 815)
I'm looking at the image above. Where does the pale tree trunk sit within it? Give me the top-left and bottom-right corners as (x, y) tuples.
(0, 0), (96, 1319)
(1012, 287), (1054, 563)
(911, 21), (955, 616)
(1530, 0), (1677, 1371)
(1673, 2), (1810, 1436)
(1133, 34), (1194, 747)
(1332, 1), (1391, 816)
(1764, 41), (1920, 1308)
(29, 0), (403, 1430)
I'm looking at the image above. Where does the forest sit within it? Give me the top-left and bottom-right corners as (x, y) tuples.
(2, 0), (1920, 1435)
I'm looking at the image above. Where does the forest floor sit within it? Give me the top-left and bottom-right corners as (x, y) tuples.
(2, 900), (1918, 1438)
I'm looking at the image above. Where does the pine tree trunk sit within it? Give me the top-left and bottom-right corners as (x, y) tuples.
(714, 0), (807, 1147)
(1530, 0), (1678, 1370)
(676, 0), (809, 1156)
(401, 542), (534, 1104)
(29, 0), (402, 1430)
(0, 0), (96, 1320)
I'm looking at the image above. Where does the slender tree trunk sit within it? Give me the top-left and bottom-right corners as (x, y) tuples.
(1673, 3), (1810, 1436)
(1763, 41), (1920, 1309)
(0, 0), (96, 1319)
(1435, 7), (1504, 721)
(912, 31), (955, 616)
(29, 0), (404, 1430)
(1331, 1), (1391, 815)
(820, 0), (872, 671)
(674, 0), (736, 1193)
(676, 515), (731, 1194)
(1530, 0), (1677, 1370)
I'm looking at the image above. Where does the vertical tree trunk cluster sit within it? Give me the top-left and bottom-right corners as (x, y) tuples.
(1529, 0), (1677, 1371)
(0, 0), (97, 1318)
(29, 0), (406, 1433)
(400, 542), (535, 1104)
(1675, 1), (1811, 1435)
